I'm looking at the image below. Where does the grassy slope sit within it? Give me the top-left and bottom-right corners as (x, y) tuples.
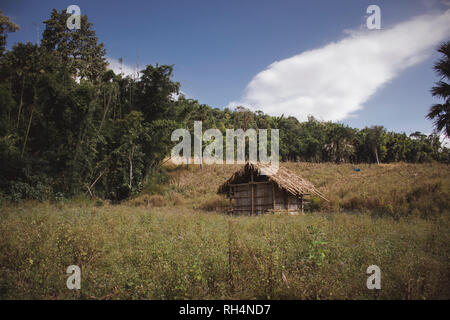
(0, 162), (449, 299)
(140, 161), (450, 217)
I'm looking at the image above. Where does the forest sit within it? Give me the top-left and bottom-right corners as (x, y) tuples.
(0, 9), (449, 202)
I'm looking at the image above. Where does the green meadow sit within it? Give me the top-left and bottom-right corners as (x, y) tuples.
(1, 162), (449, 299)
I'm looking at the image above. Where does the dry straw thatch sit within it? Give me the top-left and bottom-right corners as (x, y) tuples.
(218, 162), (329, 201)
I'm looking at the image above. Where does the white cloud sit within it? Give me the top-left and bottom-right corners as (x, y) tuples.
(228, 10), (450, 122)
(106, 57), (138, 78)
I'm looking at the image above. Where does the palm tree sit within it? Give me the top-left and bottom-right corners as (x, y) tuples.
(427, 41), (450, 138)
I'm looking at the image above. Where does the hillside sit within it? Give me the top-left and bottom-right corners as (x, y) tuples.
(1, 162), (449, 299)
(131, 161), (450, 219)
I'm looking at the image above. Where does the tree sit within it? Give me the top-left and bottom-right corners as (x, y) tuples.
(135, 64), (180, 122)
(366, 126), (386, 164)
(41, 8), (107, 82)
(323, 123), (356, 163)
(0, 11), (20, 56)
(427, 41), (450, 138)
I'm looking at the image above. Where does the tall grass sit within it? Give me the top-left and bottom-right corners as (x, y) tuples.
(0, 162), (449, 299)
(0, 203), (449, 299)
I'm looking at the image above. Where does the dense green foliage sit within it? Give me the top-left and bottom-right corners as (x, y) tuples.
(0, 10), (182, 201)
(0, 9), (448, 202)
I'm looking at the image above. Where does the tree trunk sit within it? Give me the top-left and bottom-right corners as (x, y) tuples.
(128, 145), (135, 189)
(374, 147), (380, 165)
(21, 89), (36, 156)
(99, 87), (113, 133)
(16, 77), (25, 128)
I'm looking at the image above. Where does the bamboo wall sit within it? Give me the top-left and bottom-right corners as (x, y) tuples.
(229, 181), (305, 215)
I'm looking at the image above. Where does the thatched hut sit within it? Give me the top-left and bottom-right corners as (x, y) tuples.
(218, 162), (328, 215)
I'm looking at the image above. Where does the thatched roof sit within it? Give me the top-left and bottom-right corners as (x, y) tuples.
(217, 162), (329, 201)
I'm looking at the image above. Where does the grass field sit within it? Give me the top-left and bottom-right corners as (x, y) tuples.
(0, 162), (449, 299)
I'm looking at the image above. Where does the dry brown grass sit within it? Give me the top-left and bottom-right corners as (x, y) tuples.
(160, 162), (450, 218)
(1, 162), (448, 299)
(128, 194), (168, 207)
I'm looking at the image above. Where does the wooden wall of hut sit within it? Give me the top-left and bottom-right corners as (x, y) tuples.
(229, 180), (305, 215)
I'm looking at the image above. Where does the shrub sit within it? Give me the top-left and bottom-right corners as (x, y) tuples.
(142, 168), (170, 195)
(9, 179), (52, 202)
(94, 199), (104, 207)
(199, 195), (230, 212)
(310, 196), (322, 211)
(128, 194), (167, 207)
(149, 195), (167, 207)
(169, 193), (184, 206)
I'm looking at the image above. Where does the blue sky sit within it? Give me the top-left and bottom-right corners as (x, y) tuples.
(2, 0), (450, 136)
